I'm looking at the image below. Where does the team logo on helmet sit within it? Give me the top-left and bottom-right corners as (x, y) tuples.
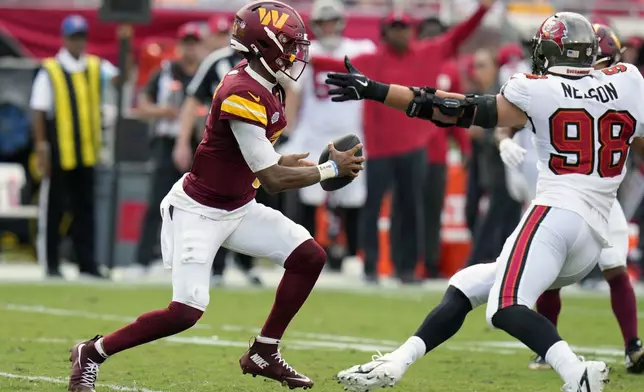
(539, 17), (568, 53)
(258, 7), (290, 29)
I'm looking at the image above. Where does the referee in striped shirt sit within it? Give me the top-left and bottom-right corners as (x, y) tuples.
(173, 17), (262, 286)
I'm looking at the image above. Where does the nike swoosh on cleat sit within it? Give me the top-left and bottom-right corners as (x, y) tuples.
(285, 376), (312, 383)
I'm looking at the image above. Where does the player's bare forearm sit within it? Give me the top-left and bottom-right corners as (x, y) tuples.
(178, 97), (199, 145)
(382, 84), (415, 111)
(256, 165), (321, 194)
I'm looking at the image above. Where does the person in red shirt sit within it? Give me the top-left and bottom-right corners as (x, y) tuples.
(311, 0), (493, 284)
(423, 58), (471, 278)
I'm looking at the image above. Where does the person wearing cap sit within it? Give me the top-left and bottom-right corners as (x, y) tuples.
(173, 15), (261, 287)
(127, 22), (205, 279)
(311, 0), (493, 284)
(30, 14), (131, 279)
(174, 15), (241, 173)
(283, 0), (375, 272)
(205, 16), (233, 53)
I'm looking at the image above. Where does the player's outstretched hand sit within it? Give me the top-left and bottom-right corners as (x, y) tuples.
(328, 142), (365, 177)
(280, 152), (317, 167)
(499, 138), (526, 169)
(326, 56), (372, 102)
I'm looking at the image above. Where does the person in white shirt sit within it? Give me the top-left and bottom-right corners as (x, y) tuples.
(30, 14), (129, 280)
(283, 0), (375, 271)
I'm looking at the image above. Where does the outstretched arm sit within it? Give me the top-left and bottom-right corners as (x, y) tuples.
(326, 57), (527, 130)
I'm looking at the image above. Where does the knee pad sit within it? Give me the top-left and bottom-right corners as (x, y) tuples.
(448, 263), (496, 309)
(172, 280), (211, 311)
(285, 239), (327, 274)
(168, 301), (203, 329)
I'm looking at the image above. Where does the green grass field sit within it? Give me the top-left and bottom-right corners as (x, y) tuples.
(0, 283), (641, 391)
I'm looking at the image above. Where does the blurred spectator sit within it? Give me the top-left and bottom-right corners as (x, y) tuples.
(31, 15), (130, 279)
(417, 16), (445, 40)
(497, 42), (530, 84)
(172, 16), (259, 286)
(284, 0), (375, 271)
(466, 48), (522, 266)
(313, 0), (492, 283)
(205, 15), (232, 53)
(391, 55), (471, 279)
(128, 23), (204, 279)
(623, 36), (643, 65)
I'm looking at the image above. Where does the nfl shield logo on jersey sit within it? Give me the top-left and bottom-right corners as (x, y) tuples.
(271, 112), (280, 124)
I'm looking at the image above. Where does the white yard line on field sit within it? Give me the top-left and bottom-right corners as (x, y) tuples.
(0, 372), (164, 392)
(3, 303), (397, 345)
(2, 303), (212, 329)
(2, 303), (630, 361)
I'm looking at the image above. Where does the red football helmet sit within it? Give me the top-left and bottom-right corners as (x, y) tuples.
(230, 0), (310, 81)
(593, 23), (622, 67)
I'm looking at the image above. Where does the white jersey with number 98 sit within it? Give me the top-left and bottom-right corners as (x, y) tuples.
(501, 63), (644, 243)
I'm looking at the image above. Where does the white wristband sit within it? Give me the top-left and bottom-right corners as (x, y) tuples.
(317, 160), (338, 181)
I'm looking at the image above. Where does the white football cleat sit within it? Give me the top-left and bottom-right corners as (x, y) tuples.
(337, 352), (410, 392)
(562, 359), (609, 392)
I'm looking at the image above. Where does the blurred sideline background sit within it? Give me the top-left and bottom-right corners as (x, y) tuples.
(0, 0), (644, 291)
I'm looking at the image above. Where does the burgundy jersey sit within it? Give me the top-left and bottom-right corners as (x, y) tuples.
(183, 60), (287, 210)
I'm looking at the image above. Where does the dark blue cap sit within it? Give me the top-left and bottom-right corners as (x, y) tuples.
(61, 15), (88, 37)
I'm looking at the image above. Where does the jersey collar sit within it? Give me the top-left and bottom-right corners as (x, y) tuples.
(245, 64), (276, 93)
(56, 48), (88, 73)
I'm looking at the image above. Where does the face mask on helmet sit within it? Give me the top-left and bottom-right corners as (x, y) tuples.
(274, 33), (310, 81)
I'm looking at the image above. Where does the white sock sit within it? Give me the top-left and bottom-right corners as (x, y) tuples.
(390, 336), (426, 366)
(545, 340), (582, 381)
(256, 335), (280, 345)
(94, 338), (109, 359)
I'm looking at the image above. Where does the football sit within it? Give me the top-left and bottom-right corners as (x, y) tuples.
(318, 134), (362, 192)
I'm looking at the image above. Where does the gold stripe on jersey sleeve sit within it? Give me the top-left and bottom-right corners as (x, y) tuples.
(221, 94), (268, 126)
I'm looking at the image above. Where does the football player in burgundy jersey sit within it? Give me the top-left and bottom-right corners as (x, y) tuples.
(66, 1), (364, 391)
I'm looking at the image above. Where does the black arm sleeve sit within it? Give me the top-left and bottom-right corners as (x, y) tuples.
(464, 95), (498, 129)
(143, 69), (161, 103)
(405, 88), (498, 129)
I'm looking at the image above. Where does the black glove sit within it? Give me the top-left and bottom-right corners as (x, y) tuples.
(325, 56), (389, 102)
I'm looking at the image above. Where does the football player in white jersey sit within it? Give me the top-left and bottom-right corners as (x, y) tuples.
(498, 23), (644, 374)
(325, 12), (644, 392)
(283, 0), (375, 269)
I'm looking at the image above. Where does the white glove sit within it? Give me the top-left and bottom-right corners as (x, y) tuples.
(499, 138), (527, 169)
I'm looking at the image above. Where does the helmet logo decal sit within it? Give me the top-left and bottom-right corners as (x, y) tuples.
(540, 17), (568, 53)
(258, 8), (290, 29)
